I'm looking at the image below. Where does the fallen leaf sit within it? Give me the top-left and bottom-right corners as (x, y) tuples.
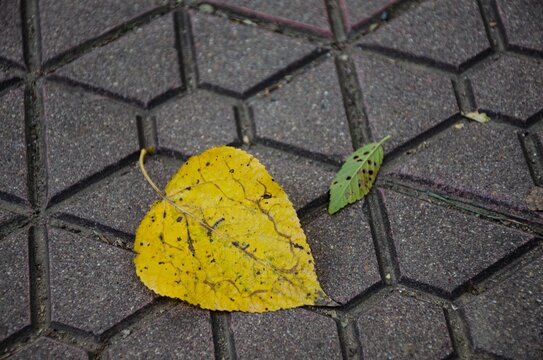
(328, 135), (390, 214)
(462, 111), (491, 123)
(453, 122), (464, 129)
(135, 146), (332, 312)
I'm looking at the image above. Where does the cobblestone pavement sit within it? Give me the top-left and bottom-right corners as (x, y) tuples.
(0, 0), (542, 359)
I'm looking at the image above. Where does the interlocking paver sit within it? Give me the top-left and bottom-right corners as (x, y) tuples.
(11, 337), (87, 360)
(247, 145), (335, 209)
(305, 203), (380, 303)
(40, 0), (168, 61)
(470, 54), (543, 122)
(357, 292), (453, 359)
(0, 87), (27, 202)
(383, 190), (534, 294)
(105, 305), (214, 359)
(231, 308), (341, 359)
(55, 14), (181, 105)
(464, 253), (543, 359)
(0, 0), (23, 66)
(252, 56), (352, 158)
(0, 230), (30, 342)
(54, 156), (182, 235)
(343, 0), (400, 29)
(155, 90), (237, 155)
(43, 81), (139, 199)
(497, 0), (543, 53)
(354, 52), (457, 153)
(49, 227), (154, 335)
(202, 0), (331, 35)
(385, 121), (537, 218)
(191, 10), (317, 94)
(359, 0), (489, 68)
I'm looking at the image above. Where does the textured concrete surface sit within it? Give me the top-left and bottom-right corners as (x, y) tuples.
(56, 14), (182, 105)
(191, 10), (317, 94)
(0, 230), (30, 343)
(359, 0), (489, 67)
(357, 292), (453, 359)
(383, 190), (534, 295)
(1, 0), (542, 358)
(231, 308), (341, 359)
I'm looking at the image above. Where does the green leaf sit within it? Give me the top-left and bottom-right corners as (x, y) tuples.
(461, 111), (491, 123)
(328, 135), (391, 214)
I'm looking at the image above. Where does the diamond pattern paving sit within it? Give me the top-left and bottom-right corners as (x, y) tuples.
(1, 0), (542, 358)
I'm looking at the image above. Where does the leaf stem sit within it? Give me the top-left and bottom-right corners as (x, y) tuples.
(139, 148), (166, 198)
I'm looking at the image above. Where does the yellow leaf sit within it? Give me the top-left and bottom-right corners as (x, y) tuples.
(461, 111), (491, 123)
(134, 146), (332, 312)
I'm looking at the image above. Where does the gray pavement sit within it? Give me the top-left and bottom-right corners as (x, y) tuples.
(0, 0), (542, 359)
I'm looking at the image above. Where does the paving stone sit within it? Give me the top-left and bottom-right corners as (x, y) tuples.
(252, 57), (352, 158)
(248, 145), (336, 209)
(105, 305), (214, 359)
(344, 0), (400, 29)
(497, 0), (543, 53)
(49, 227), (154, 335)
(357, 292), (452, 359)
(385, 121), (538, 218)
(464, 253), (543, 359)
(382, 190), (534, 294)
(11, 337), (87, 360)
(470, 54), (543, 122)
(354, 52), (457, 153)
(40, 0), (168, 61)
(43, 81), (139, 199)
(56, 14), (182, 105)
(202, 0), (331, 34)
(191, 11), (317, 94)
(0, 230), (30, 342)
(0, 0), (23, 66)
(55, 156), (183, 235)
(155, 90), (238, 155)
(232, 308), (341, 359)
(359, 0), (489, 68)
(304, 202), (380, 303)
(0, 87), (27, 202)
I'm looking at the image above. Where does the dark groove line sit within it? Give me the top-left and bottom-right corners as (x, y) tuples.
(28, 225), (51, 330)
(457, 47), (494, 73)
(210, 312), (237, 360)
(0, 216), (31, 242)
(336, 318), (362, 360)
(191, 1), (332, 42)
(47, 75), (146, 110)
(298, 193), (329, 226)
(255, 136), (342, 168)
(471, 108), (532, 128)
(325, 0), (347, 42)
(174, 9), (199, 92)
(358, 44), (459, 74)
(136, 114), (158, 150)
(48, 322), (99, 344)
(21, 0), (41, 72)
(444, 308), (473, 359)
(519, 130), (543, 186)
(234, 102), (256, 145)
(146, 86), (186, 110)
(0, 77), (23, 95)
(47, 152), (140, 208)
(51, 213), (134, 244)
(455, 240), (543, 306)
(0, 56), (26, 71)
(0, 191), (29, 207)
(476, 0), (506, 52)
(0, 326), (34, 358)
(381, 114), (462, 170)
(199, 82), (244, 100)
(342, 282), (389, 317)
(395, 284), (451, 308)
(380, 177), (543, 232)
(334, 51), (372, 148)
(42, 4), (175, 73)
(452, 77), (476, 113)
(243, 49), (328, 99)
(366, 191), (401, 285)
(506, 45), (543, 60)
(399, 277), (452, 300)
